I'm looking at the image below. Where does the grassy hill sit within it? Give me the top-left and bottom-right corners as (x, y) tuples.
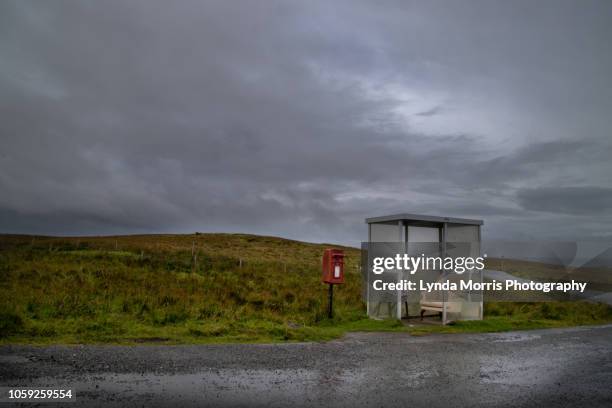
(486, 257), (612, 293)
(1, 233), (611, 344)
(0, 233), (401, 343)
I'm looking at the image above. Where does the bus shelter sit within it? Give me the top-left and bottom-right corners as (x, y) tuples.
(364, 213), (484, 324)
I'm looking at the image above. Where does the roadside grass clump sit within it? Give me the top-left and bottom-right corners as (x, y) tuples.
(0, 310), (24, 337)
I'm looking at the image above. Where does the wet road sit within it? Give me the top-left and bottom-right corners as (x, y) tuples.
(2, 325), (612, 407)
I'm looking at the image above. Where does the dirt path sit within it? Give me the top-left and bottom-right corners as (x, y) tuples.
(2, 325), (612, 407)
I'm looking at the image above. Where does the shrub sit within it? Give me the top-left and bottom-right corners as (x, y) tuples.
(0, 311), (23, 337)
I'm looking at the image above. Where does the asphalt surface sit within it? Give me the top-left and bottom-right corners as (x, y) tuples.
(1, 325), (612, 408)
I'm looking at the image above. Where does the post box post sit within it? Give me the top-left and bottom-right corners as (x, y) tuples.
(328, 284), (334, 319)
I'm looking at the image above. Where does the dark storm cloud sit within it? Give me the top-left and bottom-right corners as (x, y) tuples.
(1, 0), (611, 244)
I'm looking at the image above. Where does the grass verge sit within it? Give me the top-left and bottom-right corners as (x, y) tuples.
(1, 234), (611, 344)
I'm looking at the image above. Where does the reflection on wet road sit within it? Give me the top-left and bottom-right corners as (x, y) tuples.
(2, 325), (612, 407)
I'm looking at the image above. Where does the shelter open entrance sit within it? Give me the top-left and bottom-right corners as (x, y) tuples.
(364, 213), (484, 325)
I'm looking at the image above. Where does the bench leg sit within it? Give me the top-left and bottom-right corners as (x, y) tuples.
(420, 309), (425, 321)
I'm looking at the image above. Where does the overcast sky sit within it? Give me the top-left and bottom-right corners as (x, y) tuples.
(1, 0), (611, 245)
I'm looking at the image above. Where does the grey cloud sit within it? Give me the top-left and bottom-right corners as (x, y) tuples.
(517, 187), (612, 215)
(1, 0), (611, 244)
(415, 106), (443, 117)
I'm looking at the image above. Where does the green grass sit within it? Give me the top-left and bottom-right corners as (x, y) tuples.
(1, 234), (611, 344)
(486, 257), (612, 292)
(406, 301), (612, 335)
(0, 233), (369, 344)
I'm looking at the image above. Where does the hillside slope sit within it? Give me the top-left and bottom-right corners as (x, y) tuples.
(0, 233), (383, 343)
(2, 234), (611, 343)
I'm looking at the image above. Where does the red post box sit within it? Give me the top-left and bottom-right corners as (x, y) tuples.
(322, 248), (344, 284)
